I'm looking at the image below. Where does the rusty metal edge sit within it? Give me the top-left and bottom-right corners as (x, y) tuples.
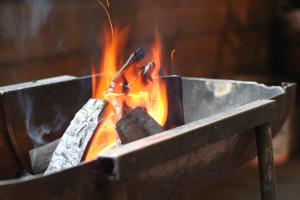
(99, 99), (277, 181)
(0, 76), (76, 93)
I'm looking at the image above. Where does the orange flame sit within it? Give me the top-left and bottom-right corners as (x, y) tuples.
(146, 31), (168, 125)
(92, 27), (128, 99)
(85, 27), (168, 162)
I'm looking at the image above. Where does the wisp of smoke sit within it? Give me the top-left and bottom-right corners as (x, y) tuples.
(0, 0), (52, 57)
(18, 91), (66, 147)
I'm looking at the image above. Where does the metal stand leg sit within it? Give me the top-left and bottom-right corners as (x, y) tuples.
(255, 123), (278, 200)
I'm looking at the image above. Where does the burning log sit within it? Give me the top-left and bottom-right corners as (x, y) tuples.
(141, 61), (155, 84)
(116, 107), (164, 144)
(109, 48), (145, 93)
(44, 99), (108, 175)
(121, 61), (156, 94)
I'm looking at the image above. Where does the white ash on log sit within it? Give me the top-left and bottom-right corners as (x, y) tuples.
(44, 99), (107, 175)
(116, 107), (164, 144)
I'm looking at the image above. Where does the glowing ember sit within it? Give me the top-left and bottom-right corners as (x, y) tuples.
(84, 27), (168, 162)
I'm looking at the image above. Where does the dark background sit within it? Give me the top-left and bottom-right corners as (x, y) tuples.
(0, 0), (277, 84)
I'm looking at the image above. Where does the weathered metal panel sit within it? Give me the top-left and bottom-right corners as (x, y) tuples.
(0, 76), (295, 200)
(2, 76), (91, 172)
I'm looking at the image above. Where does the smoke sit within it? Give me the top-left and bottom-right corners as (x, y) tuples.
(18, 92), (66, 147)
(0, 0), (52, 57)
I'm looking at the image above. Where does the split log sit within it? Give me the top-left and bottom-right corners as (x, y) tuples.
(116, 107), (164, 144)
(44, 99), (108, 175)
(109, 48), (145, 92)
(29, 139), (59, 174)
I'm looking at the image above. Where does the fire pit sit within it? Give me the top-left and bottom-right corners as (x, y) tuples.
(0, 75), (295, 199)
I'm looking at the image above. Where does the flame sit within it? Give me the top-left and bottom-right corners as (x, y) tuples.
(84, 105), (117, 161)
(92, 27), (128, 99)
(85, 27), (168, 162)
(146, 31), (168, 125)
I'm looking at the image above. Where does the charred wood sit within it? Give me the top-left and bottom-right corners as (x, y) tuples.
(44, 99), (108, 175)
(109, 48), (145, 92)
(29, 139), (59, 174)
(116, 107), (164, 144)
(141, 61), (155, 84)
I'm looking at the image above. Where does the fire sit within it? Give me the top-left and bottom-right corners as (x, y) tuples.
(92, 28), (128, 99)
(84, 27), (168, 162)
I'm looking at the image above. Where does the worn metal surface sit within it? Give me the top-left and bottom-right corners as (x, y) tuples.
(0, 76), (77, 178)
(0, 76), (295, 200)
(0, 99), (277, 199)
(182, 78), (295, 136)
(102, 100), (276, 180)
(0, 158), (110, 200)
(1, 76), (90, 173)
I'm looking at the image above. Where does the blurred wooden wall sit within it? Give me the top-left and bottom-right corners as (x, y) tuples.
(0, 0), (274, 86)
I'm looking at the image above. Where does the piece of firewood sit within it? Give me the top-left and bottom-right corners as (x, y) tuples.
(116, 107), (164, 144)
(29, 139), (59, 174)
(109, 48), (145, 92)
(44, 99), (108, 175)
(141, 61), (155, 83)
(127, 61), (155, 85)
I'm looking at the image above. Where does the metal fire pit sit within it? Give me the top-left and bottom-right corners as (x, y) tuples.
(0, 75), (295, 200)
